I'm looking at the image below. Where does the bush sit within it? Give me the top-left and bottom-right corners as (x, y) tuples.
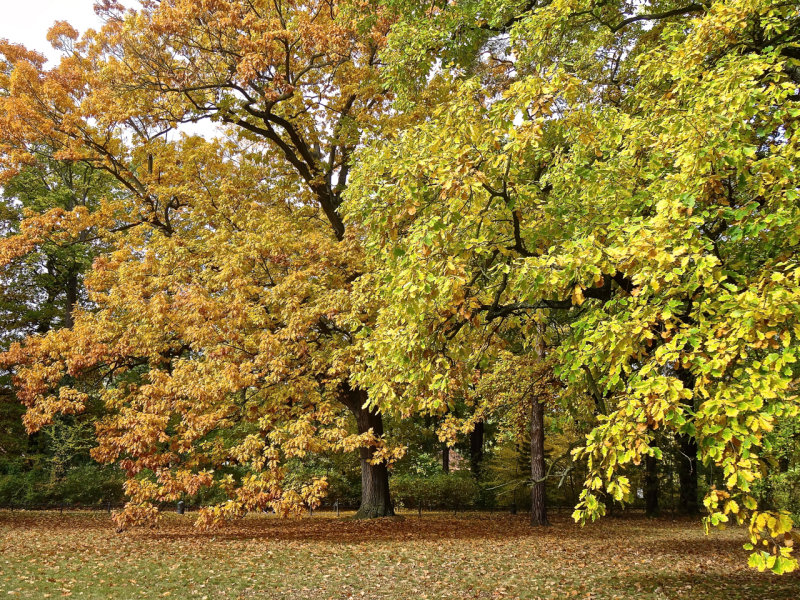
(0, 457), (124, 507)
(281, 454), (361, 508)
(390, 472), (479, 511)
(56, 465), (125, 505)
(754, 467), (800, 521)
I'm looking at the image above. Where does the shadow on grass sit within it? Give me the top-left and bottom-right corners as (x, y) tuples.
(602, 570), (800, 600)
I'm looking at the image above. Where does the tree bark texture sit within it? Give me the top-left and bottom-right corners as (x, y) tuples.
(341, 383), (394, 518)
(530, 400), (549, 526)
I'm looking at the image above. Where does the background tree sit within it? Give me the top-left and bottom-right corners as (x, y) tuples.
(0, 148), (121, 508)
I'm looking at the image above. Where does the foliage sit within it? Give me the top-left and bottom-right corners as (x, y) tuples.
(390, 471), (480, 510)
(484, 437), (535, 510)
(0, 412), (124, 508)
(771, 469), (800, 522)
(0, 152), (117, 505)
(754, 467), (800, 522)
(0, 155), (113, 338)
(282, 453), (362, 508)
(0, 458), (123, 507)
(345, 0), (800, 572)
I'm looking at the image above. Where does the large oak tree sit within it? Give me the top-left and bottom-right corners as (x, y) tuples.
(0, 0), (400, 524)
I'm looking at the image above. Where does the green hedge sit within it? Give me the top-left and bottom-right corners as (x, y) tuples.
(0, 458), (124, 507)
(754, 467), (800, 521)
(390, 472), (480, 511)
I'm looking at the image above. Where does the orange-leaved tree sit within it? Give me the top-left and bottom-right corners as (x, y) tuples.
(0, 0), (400, 525)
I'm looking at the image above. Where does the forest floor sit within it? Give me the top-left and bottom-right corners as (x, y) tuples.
(1, 510), (798, 599)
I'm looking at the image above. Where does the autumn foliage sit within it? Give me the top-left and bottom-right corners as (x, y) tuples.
(0, 0), (799, 576)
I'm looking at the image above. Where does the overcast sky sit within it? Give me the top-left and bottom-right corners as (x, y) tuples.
(0, 1), (108, 62)
(0, 1), (218, 137)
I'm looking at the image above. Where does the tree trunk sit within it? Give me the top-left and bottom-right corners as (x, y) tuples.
(645, 451), (660, 517)
(676, 433), (699, 516)
(64, 271), (79, 329)
(674, 367), (698, 516)
(530, 399), (549, 526)
(470, 421), (484, 476)
(341, 383), (394, 519)
(442, 443), (450, 473)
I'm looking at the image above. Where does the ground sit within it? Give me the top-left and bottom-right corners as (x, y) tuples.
(1, 510), (798, 599)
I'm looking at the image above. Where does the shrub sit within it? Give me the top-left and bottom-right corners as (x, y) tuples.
(765, 467), (800, 521)
(0, 457), (124, 507)
(390, 472), (479, 511)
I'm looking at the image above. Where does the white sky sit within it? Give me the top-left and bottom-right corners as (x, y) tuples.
(0, 0), (220, 138)
(0, 0), (106, 62)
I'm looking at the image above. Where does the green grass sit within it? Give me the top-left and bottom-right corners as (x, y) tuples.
(1, 510), (798, 599)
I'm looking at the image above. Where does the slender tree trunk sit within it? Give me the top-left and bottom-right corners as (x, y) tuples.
(36, 261), (57, 334)
(470, 421), (484, 476)
(645, 451), (660, 517)
(64, 271), (79, 329)
(442, 443), (450, 473)
(341, 383), (393, 519)
(674, 367), (698, 516)
(530, 399), (548, 526)
(676, 433), (699, 516)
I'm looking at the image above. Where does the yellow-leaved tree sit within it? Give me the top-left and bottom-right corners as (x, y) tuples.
(345, 0), (800, 573)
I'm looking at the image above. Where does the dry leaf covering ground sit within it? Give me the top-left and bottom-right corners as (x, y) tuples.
(1, 510), (798, 599)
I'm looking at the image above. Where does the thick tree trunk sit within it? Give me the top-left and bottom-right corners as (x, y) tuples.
(341, 384), (393, 519)
(530, 400), (549, 526)
(442, 443), (450, 473)
(645, 451), (660, 517)
(470, 421), (484, 476)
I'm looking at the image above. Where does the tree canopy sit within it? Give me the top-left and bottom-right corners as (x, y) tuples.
(0, 0), (798, 574)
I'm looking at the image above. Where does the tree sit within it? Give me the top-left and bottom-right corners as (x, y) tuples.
(0, 140), (121, 507)
(0, 152), (114, 337)
(346, 0), (800, 572)
(95, 0), (403, 519)
(0, 0), (401, 524)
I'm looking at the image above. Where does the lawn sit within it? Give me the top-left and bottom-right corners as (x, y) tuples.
(1, 510), (798, 599)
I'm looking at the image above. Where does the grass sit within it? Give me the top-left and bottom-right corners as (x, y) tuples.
(1, 509), (798, 599)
